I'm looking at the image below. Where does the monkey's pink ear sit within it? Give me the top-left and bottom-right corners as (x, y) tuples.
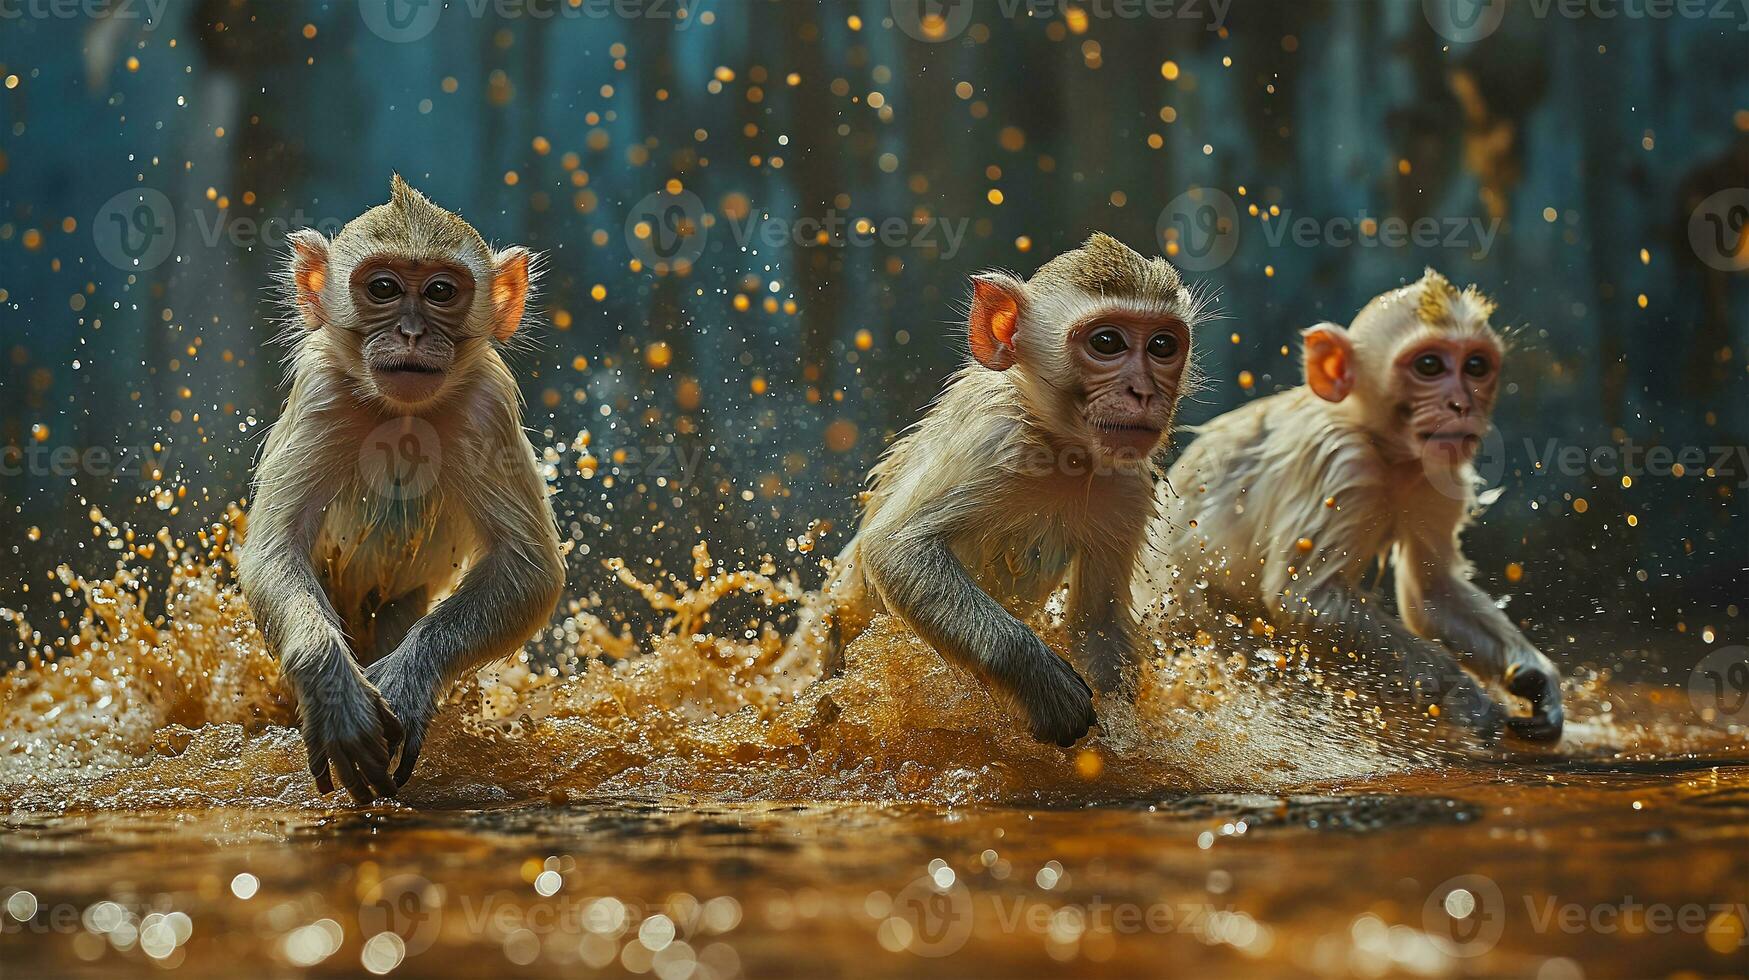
(1302, 323), (1355, 403)
(490, 247), (533, 342)
(287, 229), (330, 329)
(968, 273), (1024, 371)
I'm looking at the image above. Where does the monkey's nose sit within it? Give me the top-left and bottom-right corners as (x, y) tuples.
(397, 315), (426, 341)
(1448, 400), (1470, 417)
(1127, 386), (1153, 410)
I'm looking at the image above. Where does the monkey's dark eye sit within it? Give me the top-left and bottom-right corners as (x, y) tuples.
(366, 277), (402, 302)
(1412, 353), (1446, 378)
(423, 280), (457, 304)
(1147, 332), (1180, 360)
(1088, 327), (1127, 357)
(1462, 354), (1491, 378)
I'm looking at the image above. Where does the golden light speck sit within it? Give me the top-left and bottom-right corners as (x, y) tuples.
(1636, 294), (1648, 309)
(1626, 514), (1639, 527)
(503, 171), (519, 186)
(1015, 236), (1032, 252)
(126, 57), (140, 72)
(4, 76), (18, 90)
(1543, 207), (1558, 222)
(60, 217), (76, 233)
(1230, 333), (1241, 344)
(590, 284), (607, 302)
(1573, 497), (1589, 514)
(1264, 265), (1276, 277)
(1075, 749), (1103, 780)
(1506, 562), (1524, 583)
(21, 229), (42, 250)
(302, 23), (317, 39)
(986, 189), (1004, 205)
(1295, 537), (1314, 553)
(1238, 370), (1255, 389)
(571, 356), (588, 371)
(750, 376), (768, 395)
(824, 419), (859, 453)
(955, 81), (974, 99)
(552, 309), (572, 330)
(644, 342), (672, 370)
(31, 423), (49, 442)
(532, 136), (550, 155)
(1161, 61), (1180, 80)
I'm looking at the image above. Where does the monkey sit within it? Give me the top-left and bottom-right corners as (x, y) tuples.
(238, 176), (564, 802)
(779, 233), (1202, 746)
(1143, 268), (1563, 742)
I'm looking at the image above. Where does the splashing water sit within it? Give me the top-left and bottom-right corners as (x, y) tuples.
(1, 506), (1739, 813)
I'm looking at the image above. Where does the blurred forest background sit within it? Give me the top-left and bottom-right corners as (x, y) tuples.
(0, 0), (1744, 667)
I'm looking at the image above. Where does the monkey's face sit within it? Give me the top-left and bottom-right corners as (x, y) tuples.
(1387, 334), (1501, 467)
(347, 257), (479, 408)
(1068, 313), (1189, 466)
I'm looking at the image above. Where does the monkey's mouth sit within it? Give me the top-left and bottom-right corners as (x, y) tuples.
(371, 360), (448, 402)
(1091, 421), (1164, 456)
(1418, 431), (1482, 458)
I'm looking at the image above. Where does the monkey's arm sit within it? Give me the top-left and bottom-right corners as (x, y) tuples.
(1396, 538), (1564, 741)
(364, 441), (563, 785)
(239, 441), (403, 802)
(1276, 577), (1507, 737)
(862, 524), (1095, 746)
(774, 534), (882, 681)
(1067, 543), (1143, 697)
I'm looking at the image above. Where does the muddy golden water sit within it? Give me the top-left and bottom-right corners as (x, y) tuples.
(2, 521), (1746, 977)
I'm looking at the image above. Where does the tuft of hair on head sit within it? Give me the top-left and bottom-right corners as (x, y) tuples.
(1412, 267), (1497, 337)
(1029, 231), (1184, 300)
(339, 174), (492, 268)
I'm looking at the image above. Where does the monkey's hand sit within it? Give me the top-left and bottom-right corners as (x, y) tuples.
(1401, 642), (1505, 742)
(989, 630), (1098, 748)
(290, 651), (405, 804)
(1502, 654), (1564, 743)
(364, 651), (437, 788)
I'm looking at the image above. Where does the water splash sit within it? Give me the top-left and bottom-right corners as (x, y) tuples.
(2, 507), (1736, 812)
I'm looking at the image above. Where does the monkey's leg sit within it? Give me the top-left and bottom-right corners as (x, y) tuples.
(1067, 550), (1143, 697)
(865, 534), (1096, 746)
(1401, 571), (1563, 742)
(1288, 582), (1507, 739)
(365, 546), (563, 786)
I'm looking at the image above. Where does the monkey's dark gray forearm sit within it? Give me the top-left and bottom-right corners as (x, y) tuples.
(1280, 580), (1502, 729)
(862, 532), (1032, 679)
(1408, 574), (1551, 680)
(391, 545), (564, 693)
(237, 539), (350, 688)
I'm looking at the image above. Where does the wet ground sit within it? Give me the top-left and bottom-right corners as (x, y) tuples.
(3, 761), (1747, 978)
